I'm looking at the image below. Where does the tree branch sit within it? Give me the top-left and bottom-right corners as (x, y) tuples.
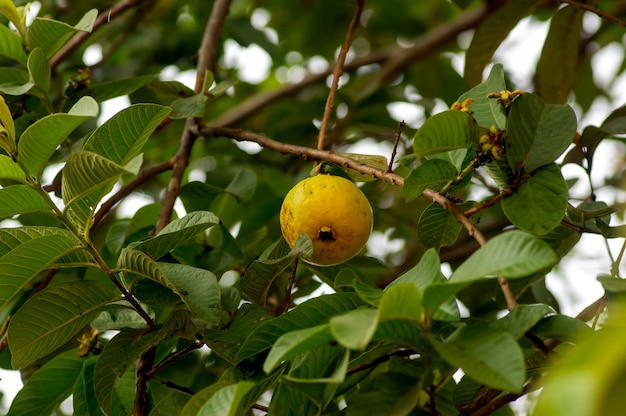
(50, 0), (153, 70)
(138, 3), (233, 414)
(156, 0), (232, 233)
(208, 3), (489, 128)
(93, 160), (174, 228)
(194, 0), (232, 91)
(317, 0), (365, 152)
(199, 126), (488, 247)
(559, 0), (626, 27)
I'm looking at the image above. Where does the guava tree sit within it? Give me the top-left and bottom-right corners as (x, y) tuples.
(0, 0), (625, 415)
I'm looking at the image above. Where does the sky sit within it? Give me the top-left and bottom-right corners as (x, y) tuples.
(2, 4), (626, 413)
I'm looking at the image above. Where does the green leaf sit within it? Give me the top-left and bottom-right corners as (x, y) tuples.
(157, 262), (221, 325)
(66, 75), (159, 110)
(530, 314), (592, 342)
(0, 154), (26, 182)
(491, 304), (553, 340)
(536, 5), (584, 104)
(417, 202), (463, 250)
(129, 211), (220, 260)
(28, 9), (97, 58)
(0, 66), (32, 95)
(94, 329), (151, 415)
(344, 372), (421, 416)
(501, 163), (568, 235)
(73, 357), (105, 416)
(195, 381), (255, 416)
(62, 151), (132, 232)
(0, 185), (51, 220)
(0, 226), (93, 267)
(457, 64), (507, 130)
(8, 280), (116, 369)
(464, 0), (539, 86)
(118, 249), (220, 324)
(330, 308), (378, 350)
(263, 324), (334, 373)
(373, 319), (423, 350)
(352, 279), (383, 306)
(388, 248), (459, 321)
(150, 391), (191, 416)
(0, 233), (78, 311)
(26, 47), (50, 97)
(225, 167), (257, 202)
(403, 158), (457, 202)
(429, 325), (525, 393)
(449, 230), (557, 282)
(506, 94), (577, 173)
(413, 110), (480, 158)
(95, 313), (196, 414)
(532, 313), (625, 416)
(601, 103), (626, 134)
(240, 234), (313, 304)
(18, 96), (98, 179)
(83, 103), (171, 166)
(7, 349), (85, 416)
(378, 282), (424, 323)
(0, 0), (26, 40)
(280, 349), (350, 409)
(0, 24), (27, 63)
(235, 293), (364, 363)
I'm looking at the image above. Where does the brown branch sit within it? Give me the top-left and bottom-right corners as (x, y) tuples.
(282, 258), (300, 314)
(387, 121), (405, 173)
(146, 340), (205, 378)
(49, 0), (152, 70)
(156, 121), (197, 233)
(208, 3), (489, 128)
(156, 0), (232, 233)
(559, 0), (626, 27)
(194, 0), (232, 92)
(463, 189), (513, 217)
(93, 160), (174, 228)
(317, 0), (365, 152)
(134, 347), (156, 416)
(199, 126), (488, 247)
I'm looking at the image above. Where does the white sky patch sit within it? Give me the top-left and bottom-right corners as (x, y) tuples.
(97, 95), (130, 126)
(83, 43), (102, 66)
(223, 39), (272, 84)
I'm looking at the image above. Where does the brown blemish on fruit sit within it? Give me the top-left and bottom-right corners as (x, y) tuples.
(318, 226), (336, 241)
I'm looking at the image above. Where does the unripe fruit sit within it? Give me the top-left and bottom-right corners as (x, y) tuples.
(280, 174), (373, 266)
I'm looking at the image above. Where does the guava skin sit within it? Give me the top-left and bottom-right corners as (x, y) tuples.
(280, 174), (373, 266)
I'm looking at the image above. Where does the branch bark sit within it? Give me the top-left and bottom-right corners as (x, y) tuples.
(50, 0), (153, 70)
(208, 3), (489, 128)
(198, 126), (489, 247)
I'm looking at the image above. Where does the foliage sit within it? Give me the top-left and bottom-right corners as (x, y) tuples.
(0, 0), (626, 415)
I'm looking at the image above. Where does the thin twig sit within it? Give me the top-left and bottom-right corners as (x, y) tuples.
(50, 0), (152, 70)
(387, 121), (405, 172)
(317, 0), (365, 153)
(93, 160), (174, 228)
(208, 3), (488, 128)
(134, 346), (156, 416)
(137, 3), (233, 414)
(156, 0), (232, 233)
(146, 340), (205, 378)
(283, 258), (299, 314)
(463, 189), (513, 217)
(560, 0), (626, 27)
(156, 120), (198, 232)
(200, 126), (489, 247)
(346, 349), (415, 376)
(194, 0), (232, 92)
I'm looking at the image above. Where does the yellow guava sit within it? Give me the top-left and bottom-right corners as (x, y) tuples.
(280, 174), (373, 266)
